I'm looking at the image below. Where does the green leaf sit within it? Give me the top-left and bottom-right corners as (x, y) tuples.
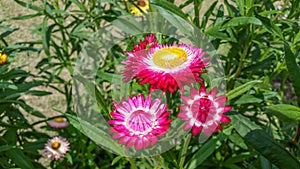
(6, 148), (34, 169)
(26, 90), (52, 96)
(185, 135), (224, 169)
(245, 130), (300, 169)
(150, 0), (188, 21)
(234, 94), (263, 105)
(0, 82), (18, 90)
(226, 80), (262, 101)
(11, 13), (43, 20)
(73, 75), (110, 115)
(228, 132), (248, 149)
(14, 0), (42, 11)
(265, 104), (300, 121)
(224, 152), (254, 168)
(228, 113), (261, 137)
(284, 43), (300, 102)
(201, 1), (218, 29)
(0, 145), (13, 152)
(0, 28), (19, 39)
(222, 17), (262, 28)
(255, 14), (283, 39)
(112, 16), (142, 35)
(66, 114), (125, 156)
(111, 156), (123, 165)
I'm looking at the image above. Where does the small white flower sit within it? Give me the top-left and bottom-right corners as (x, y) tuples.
(44, 136), (70, 160)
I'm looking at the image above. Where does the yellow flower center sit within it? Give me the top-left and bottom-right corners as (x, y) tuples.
(53, 117), (65, 123)
(51, 141), (61, 150)
(0, 53), (8, 65)
(137, 0), (146, 7)
(152, 47), (187, 69)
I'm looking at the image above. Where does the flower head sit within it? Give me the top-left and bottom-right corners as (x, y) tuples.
(48, 117), (69, 129)
(108, 94), (172, 150)
(131, 34), (157, 53)
(178, 85), (231, 136)
(44, 136), (70, 160)
(129, 0), (149, 16)
(0, 52), (8, 65)
(122, 43), (209, 93)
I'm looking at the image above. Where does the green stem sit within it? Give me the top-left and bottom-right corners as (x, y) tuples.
(127, 158), (138, 169)
(179, 133), (192, 169)
(233, 41), (250, 79)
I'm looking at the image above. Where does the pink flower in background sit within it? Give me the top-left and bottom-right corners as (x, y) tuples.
(122, 43), (209, 93)
(108, 94), (172, 150)
(48, 117), (69, 129)
(44, 136), (70, 160)
(178, 85), (231, 136)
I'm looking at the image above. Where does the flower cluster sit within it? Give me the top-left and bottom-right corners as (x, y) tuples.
(43, 116), (70, 160)
(108, 34), (231, 150)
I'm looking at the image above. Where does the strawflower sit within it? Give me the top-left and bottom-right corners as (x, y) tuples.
(178, 85), (231, 136)
(48, 117), (69, 129)
(129, 0), (149, 16)
(0, 52), (8, 65)
(108, 94), (172, 150)
(44, 136), (70, 160)
(122, 43), (209, 93)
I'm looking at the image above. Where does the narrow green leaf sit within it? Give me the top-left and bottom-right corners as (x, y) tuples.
(151, 0), (188, 20)
(0, 28), (19, 39)
(228, 113), (261, 137)
(66, 114), (124, 156)
(26, 90), (52, 96)
(255, 14), (283, 39)
(222, 17), (262, 28)
(14, 0), (42, 11)
(112, 16), (142, 35)
(111, 156), (123, 165)
(0, 82), (18, 90)
(73, 75), (110, 115)
(11, 13), (43, 20)
(236, 0), (245, 15)
(226, 80), (262, 101)
(201, 1), (218, 29)
(0, 145), (13, 152)
(234, 94), (263, 105)
(6, 148), (34, 169)
(284, 43), (300, 102)
(186, 135), (222, 169)
(42, 17), (51, 57)
(265, 104), (300, 121)
(245, 130), (300, 169)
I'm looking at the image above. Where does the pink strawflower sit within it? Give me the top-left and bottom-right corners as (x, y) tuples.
(122, 43), (209, 93)
(178, 85), (231, 136)
(131, 34), (157, 52)
(44, 136), (70, 160)
(48, 117), (69, 129)
(108, 94), (172, 150)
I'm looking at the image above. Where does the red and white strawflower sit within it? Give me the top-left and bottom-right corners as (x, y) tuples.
(178, 85), (231, 136)
(122, 39), (209, 93)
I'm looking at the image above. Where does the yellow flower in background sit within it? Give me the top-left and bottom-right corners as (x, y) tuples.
(129, 0), (149, 16)
(0, 52), (8, 65)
